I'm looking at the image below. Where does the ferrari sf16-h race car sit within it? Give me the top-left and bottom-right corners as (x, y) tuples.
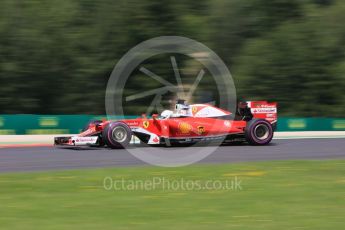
(55, 100), (277, 148)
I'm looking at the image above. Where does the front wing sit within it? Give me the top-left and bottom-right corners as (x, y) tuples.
(54, 136), (99, 146)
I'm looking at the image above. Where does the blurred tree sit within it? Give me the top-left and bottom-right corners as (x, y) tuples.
(208, 0), (302, 66)
(0, 0), (344, 116)
(234, 1), (345, 116)
(313, 0), (334, 6)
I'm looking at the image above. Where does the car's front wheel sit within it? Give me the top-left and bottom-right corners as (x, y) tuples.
(102, 122), (132, 149)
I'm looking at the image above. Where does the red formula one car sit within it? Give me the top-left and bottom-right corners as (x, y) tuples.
(54, 100), (277, 148)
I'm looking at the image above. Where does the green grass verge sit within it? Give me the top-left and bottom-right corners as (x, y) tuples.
(0, 160), (345, 230)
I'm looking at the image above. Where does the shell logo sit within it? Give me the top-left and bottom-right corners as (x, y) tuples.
(179, 122), (192, 134)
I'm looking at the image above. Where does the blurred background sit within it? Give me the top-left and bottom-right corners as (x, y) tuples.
(0, 0), (344, 118)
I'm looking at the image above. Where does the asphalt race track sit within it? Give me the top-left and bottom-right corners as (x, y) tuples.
(0, 138), (344, 173)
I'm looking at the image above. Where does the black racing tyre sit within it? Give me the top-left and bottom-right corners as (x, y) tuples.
(102, 122), (132, 149)
(245, 119), (274, 145)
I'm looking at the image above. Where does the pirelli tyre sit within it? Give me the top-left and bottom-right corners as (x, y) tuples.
(102, 122), (132, 149)
(245, 119), (274, 145)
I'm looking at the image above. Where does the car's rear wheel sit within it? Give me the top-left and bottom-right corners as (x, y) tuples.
(245, 119), (273, 145)
(102, 122), (132, 149)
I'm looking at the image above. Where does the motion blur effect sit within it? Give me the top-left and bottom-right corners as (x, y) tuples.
(1, 0), (344, 116)
(1, 1), (345, 230)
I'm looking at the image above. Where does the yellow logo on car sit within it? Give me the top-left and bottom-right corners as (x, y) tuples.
(192, 106), (198, 114)
(197, 126), (205, 135)
(143, 121), (150, 129)
(179, 122), (192, 134)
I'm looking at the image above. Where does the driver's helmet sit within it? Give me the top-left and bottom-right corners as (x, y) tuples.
(174, 99), (191, 117)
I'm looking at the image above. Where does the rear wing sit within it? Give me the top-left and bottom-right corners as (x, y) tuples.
(247, 101), (277, 128)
